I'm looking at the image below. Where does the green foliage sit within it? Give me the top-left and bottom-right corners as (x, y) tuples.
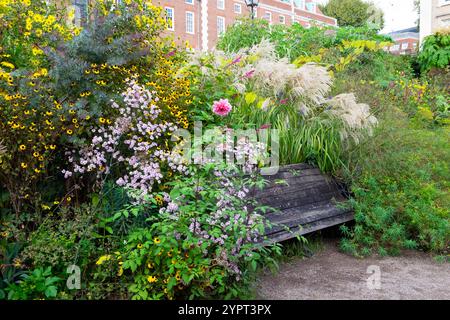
(218, 20), (389, 61)
(418, 29), (450, 72)
(5, 266), (61, 300)
(342, 110), (450, 255)
(19, 206), (98, 272)
(320, 0), (384, 28)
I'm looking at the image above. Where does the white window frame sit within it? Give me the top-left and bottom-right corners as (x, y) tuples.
(217, 0), (225, 10)
(217, 16), (225, 36)
(186, 11), (195, 34)
(264, 11), (272, 23)
(165, 7), (174, 31)
(234, 3), (242, 14)
(185, 0), (194, 5)
(279, 15), (285, 24)
(401, 42), (408, 50)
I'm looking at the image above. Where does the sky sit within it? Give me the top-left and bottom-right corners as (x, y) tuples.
(315, 0), (418, 34)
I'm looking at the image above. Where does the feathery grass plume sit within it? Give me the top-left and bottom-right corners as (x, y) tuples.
(295, 63), (332, 104)
(326, 93), (378, 144)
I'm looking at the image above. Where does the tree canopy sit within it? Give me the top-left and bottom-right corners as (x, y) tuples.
(320, 0), (385, 29)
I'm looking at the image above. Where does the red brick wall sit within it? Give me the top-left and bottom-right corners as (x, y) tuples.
(150, 0), (336, 49)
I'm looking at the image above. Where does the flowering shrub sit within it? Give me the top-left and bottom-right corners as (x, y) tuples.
(0, 0), (191, 213)
(65, 80), (186, 202)
(96, 161), (279, 300)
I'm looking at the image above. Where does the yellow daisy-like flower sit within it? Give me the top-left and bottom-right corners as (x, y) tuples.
(33, 152), (39, 158)
(21, 162), (28, 169)
(96, 255), (111, 265)
(117, 267), (124, 277)
(147, 275), (157, 283)
(66, 129), (73, 135)
(147, 262), (154, 269)
(153, 237), (161, 244)
(137, 243), (143, 249)
(99, 117), (106, 124)
(19, 145), (26, 151)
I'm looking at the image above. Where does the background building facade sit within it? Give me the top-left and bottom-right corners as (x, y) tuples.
(68, 1), (337, 50)
(156, 0), (337, 50)
(420, 0), (450, 44)
(386, 27), (419, 55)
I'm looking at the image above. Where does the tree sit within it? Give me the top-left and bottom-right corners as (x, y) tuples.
(320, 0), (385, 29)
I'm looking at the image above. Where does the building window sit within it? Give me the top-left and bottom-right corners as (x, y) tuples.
(165, 7), (174, 30)
(185, 0), (194, 4)
(234, 3), (242, 13)
(401, 42), (408, 50)
(439, 0), (450, 6)
(217, 16), (225, 36)
(186, 11), (194, 34)
(264, 12), (272, 23)
(293, 0), (305, 9)
(306, 2), (316, 13)
(279, 15), (286, 24)
(217, 0), (225, 10)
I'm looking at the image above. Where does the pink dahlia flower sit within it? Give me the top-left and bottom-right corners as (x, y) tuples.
(212, 99), (232, 117)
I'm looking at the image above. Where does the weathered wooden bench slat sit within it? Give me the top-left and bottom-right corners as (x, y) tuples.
(254, 163), (353, 243)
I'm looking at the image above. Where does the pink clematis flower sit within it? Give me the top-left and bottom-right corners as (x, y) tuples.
(212, 99), (233, 117)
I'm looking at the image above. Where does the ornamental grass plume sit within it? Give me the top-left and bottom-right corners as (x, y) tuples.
(241, 40), (332, 108)
(326, 93), (378, 144)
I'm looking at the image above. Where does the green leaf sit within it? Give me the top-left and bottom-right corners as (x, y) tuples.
(44, 286), (57, 298)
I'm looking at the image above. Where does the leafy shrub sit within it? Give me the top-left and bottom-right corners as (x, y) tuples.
(418, 28), (450, 73)
(5, 266), (61, 300)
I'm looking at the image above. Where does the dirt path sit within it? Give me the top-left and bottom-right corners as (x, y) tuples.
(256, 240), (450, 300)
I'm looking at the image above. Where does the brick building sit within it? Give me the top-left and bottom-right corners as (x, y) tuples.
(158, 0), (337, 50)
(69, 0), (337, 50)
(385, 27), (420, 55)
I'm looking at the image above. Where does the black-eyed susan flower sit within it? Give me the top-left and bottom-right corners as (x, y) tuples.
(19, 145), (26, 151)
(153, 237), (161, 244)
(147, 275), (157, 283)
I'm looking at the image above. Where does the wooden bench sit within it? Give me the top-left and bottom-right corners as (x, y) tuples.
(253, 163), (353, 243)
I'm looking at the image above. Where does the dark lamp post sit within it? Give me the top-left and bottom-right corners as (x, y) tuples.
(245, 0), (259, 19)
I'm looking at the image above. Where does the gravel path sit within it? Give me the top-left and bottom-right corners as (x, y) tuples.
(257, 240), (450, 300)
